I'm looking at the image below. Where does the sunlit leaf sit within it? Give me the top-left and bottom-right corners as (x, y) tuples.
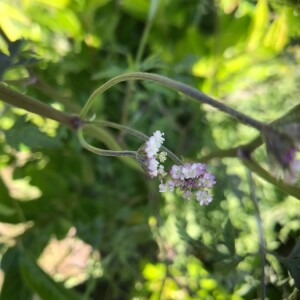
(264, 9), (289, 52)
(247, 0), (269, 51)
(223, 218), (236, 255)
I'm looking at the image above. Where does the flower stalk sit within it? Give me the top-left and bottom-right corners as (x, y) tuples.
(80, 72), (265, 131)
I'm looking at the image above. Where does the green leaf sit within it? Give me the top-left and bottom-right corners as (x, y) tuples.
(223, 218), (236, 255)
(279, 242), (300, 290)
(0, 177), (18, 223)
(247, 0), (269, 51)
(0, 247), (31, 300)
(20, 251), (85, 300)
(5, 117), (62, 150)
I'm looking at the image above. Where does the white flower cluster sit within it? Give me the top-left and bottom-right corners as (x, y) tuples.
(144, 131), (167, 178)
(142, 131), (216, 206)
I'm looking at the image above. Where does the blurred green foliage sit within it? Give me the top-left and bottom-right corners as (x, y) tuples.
(0, 0), (300, 299)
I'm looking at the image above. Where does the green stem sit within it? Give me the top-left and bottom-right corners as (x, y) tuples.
(135, 0), (159, 65)
(78, 127), (136, 157)
(87, 120), (182, 164)
(200, 135), (263, 162)
(83, 123), (141, 171)
(240, 153), (300, 199)
(0, 83), (79, 128)
(80, 72), (265, 131)
(246, 170), (266, 299)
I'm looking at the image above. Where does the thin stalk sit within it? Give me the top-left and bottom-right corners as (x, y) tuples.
(135, 0), (159, 65)
(88, 120), (182, 165)
(0, 83), (77, 128)
(81, 72), (265, 131)
(246, 170), (266, 300)
(200, 135), (263, 162)
(239, 153), (300, 199)
(122, 0), (159, 125)
(77, 128), (136, 157)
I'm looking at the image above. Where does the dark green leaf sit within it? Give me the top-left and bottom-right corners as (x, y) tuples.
(5, 117), (62, 150)
(279, 242), (300, 290)
(223, 218), (236, 255)
(0, 247), (31, 300)
(8, 39), (24, 58)
(20, 251), (85, 300)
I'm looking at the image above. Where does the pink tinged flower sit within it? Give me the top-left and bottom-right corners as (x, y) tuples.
(145, 138), (159, 158)
(199, 173), (216, 189)
(159, 181), (175, 192)
(194, 163), (207, 176)
(170, 165), (183, 179)
(196, 190), (213, 206)
(182, 163), (197, 179)
(148, 157), (159, 177)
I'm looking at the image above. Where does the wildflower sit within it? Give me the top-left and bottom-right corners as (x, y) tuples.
(140, 130), (167, 178)
(137, 131), (216, 205)
(196, 190), (213, 206)
(164, 162), (215, 204)
(145, 130), (164, 158)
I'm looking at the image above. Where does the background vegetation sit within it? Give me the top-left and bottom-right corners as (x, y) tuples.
(0, 0), (300, 299)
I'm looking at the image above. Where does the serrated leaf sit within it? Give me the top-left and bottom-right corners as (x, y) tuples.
(20, 251), (85, 300)
(5, 117), (62, 150)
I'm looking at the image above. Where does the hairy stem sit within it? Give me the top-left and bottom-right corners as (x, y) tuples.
(81, 72), (265, 131)
(78, 127), (137, 157)
(87, 120), (182, 164)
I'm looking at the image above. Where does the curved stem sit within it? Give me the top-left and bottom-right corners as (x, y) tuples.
(78, 127), (136, 157)
(88, 120), (182, 165)
(80, 72), (265, 131)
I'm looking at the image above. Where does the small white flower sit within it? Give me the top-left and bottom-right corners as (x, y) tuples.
(153, 130), (165, 144)
(159, 181), (175, 192)
(182, 163), (198, 179)
(145, 131), (165, 158)
(158, 165), (167, 177)
(158, 151), (167, 163)
(196, 190), (213, 206)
